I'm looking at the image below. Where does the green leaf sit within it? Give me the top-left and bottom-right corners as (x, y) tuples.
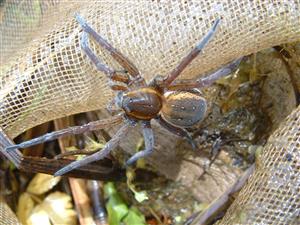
(123, 207), (146, 225)
(104, 182), (117, 197)
(133, 190), (149, 203)
(126, 169), (149, 203)
(104, 182), (147, 224)
(104, 183), (128, 225)
(106, 198), (128, 225)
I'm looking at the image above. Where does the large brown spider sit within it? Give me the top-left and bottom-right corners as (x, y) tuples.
(6, 14), (241, 177)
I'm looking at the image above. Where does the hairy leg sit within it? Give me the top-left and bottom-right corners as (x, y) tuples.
(6, 114), (123, 151)
(163, 18), (221, 87)
(168, 58), (243, 90)
(125, 121), (154, 165)
(54, 123), (131, 176)
(0, 127), (22, 167)
(81, 31), (130, 88)
(75, 13), (146, 86)
(155, 115), (196, 149)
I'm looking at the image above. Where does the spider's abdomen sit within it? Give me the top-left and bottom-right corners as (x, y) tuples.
(161, 90), (207, 127)
(122, 88), (162, 120)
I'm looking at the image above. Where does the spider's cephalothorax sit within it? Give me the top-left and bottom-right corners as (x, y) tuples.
(6, 14), (242, 176)
(117, 87), (163, 120)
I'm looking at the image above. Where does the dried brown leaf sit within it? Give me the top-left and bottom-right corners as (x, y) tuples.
(40, 192), (77, 225)
(26, 173), (61, 195)
(17, 193), (35, 225)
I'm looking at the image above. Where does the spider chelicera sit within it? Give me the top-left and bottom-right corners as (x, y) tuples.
(6, 14), (241, 176)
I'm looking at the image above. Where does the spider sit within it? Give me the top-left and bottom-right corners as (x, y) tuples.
(6, 14), (241, 177)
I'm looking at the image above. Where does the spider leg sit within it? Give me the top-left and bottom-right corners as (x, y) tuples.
(163, 18), (221, 87)
(54, 123), (130, 176)
(5, 114), (123, 151)
(155, 115), (196, 149)
(75, 13), (146, 86)
(114, 70), (131, 84)
(80, 32), (130, 89)
(168, 58), (242, 90)
(110, 83), (129, 91)
(125, 121), (154, 166)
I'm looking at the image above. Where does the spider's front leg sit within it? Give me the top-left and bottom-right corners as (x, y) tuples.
(163, 18), (221, 87)
(168, 58), (243, 90)
(75, 13), (146, 87)
(80, 31), (130, 91)
(125, 121), (154, 166)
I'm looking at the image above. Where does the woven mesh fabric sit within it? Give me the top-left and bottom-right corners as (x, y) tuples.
(1, 0), (299, 138)
(218, 105), (300, 225)
(0, 198), (21, 225)
(0, 0), (299, 224)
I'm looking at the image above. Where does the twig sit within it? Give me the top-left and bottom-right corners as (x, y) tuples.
(190, 164), (255, 225)
(54, 117), (96, 225)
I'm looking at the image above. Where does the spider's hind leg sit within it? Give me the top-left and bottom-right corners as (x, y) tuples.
(155, 115), (197, 149)
(125, 121), (154, 166)
(163, 18), (221, 87)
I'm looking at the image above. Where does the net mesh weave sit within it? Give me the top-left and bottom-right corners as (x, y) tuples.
(0, 1), (299, 224)
(0, 198), (21, 225)
(218, 106), (300, 224)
